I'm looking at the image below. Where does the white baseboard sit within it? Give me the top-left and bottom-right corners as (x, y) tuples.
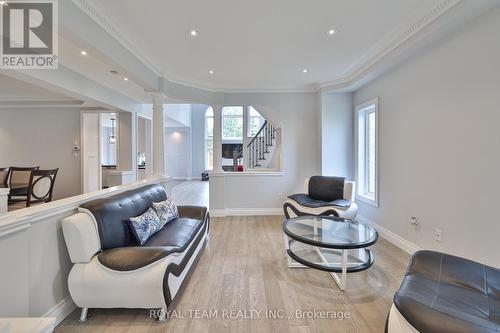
(173, 177), (203, 181)
(357, 215), (421, 255)
(43, 296), (77, 327)
(210, 208), (283, 217)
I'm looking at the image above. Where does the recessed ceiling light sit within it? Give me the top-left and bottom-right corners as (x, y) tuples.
(0, 2), (8, 6)
(190, 30), (199, 37)
(328, 29), (337, 35)
(209, 70), (215, 74)
(80, 50), (87, 55)
(302, 69), (308, 73)
(123, 77), (129, 81)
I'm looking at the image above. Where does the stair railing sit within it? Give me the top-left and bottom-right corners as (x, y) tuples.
(247, 121), (276, 169)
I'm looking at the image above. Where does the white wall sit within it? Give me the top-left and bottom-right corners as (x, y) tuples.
(321, 92), (353, 179)
(165, 103), (191, 127)
(165, 127), (191, 179)
(0, 108), (82, 199)
(353, 6), (500, 267)
(210, 92), (321, 212)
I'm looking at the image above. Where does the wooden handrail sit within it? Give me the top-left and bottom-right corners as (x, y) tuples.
(247, 120), (268, 148)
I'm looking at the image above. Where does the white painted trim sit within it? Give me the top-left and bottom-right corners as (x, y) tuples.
(71, 0), (162, 76)
(357, 215), (421, 255)
(0, 99), (84, 108)
(209, 171), (284, 178)
(320, 0), (462, 90)
(0, 176), (172, 238)
(210, 208), (283, 217)
(354, 98), (379, 208)
(172, 176), (200, 181)
(43, 296), (77, 327)
(71, 0), (462, 93)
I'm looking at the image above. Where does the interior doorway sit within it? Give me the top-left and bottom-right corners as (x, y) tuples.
(137, 115), (153, 180)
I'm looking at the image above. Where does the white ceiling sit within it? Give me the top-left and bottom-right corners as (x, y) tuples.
(94, 0), (446, 91)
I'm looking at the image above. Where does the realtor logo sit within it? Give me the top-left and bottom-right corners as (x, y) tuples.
(1, 0), (58, 69)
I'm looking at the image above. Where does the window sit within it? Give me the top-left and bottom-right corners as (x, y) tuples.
(205, 107), (214, 170)
(355, 98), (378, 207)
(222, 106), (243, 140)
(247, 106), (265, 137)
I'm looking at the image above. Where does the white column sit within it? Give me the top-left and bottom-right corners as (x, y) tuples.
(212, 105), (223, 172)
(152, 93), (166, 176)
(242, 106), (249, 171)
(0, 188), (9, 214)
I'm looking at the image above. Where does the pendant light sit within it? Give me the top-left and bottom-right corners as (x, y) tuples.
(109, 117), (116, 144)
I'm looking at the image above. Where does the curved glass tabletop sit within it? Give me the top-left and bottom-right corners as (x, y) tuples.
(283, 216), (378, 249)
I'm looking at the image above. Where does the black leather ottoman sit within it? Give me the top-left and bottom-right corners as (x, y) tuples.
(387, 250), (500, 333)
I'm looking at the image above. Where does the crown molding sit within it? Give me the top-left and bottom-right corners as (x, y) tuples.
(166, 72), (320, 93)
(0, 99), (85, 108)
(320, 0), (462, 90)
(73, 0), (462, 93)
(71, 0), (162, 76)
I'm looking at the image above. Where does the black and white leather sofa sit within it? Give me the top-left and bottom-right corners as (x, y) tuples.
(387, 250), (500, 333)
(62, 184), (209, 322)
(283, 176), (357, 220)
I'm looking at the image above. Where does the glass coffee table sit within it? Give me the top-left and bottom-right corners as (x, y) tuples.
(283, 216), (378, 291)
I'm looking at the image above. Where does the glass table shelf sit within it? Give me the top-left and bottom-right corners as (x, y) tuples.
(283, 216), (378, 290)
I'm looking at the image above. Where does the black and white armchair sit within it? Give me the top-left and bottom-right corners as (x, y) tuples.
(283, 176), (357, 220)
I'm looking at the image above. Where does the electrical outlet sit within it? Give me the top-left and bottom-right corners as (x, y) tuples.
(434, 229), (442, 242)
(409, 216), (419, 226)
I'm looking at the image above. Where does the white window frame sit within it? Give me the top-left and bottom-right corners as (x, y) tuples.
(204, 107), (214, 171)
(355, 97), (379, 207)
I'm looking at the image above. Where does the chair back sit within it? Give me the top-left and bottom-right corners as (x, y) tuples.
(0, 167), (9, 186)
(307, 176), (345, 202)
(27, 169), (58, 207)
(9, 166), (40, 187)
(304, 176), (356, 202)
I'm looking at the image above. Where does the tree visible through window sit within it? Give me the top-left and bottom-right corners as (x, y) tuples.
(205, 107), (214, 170)
(222, 106), (243, 140)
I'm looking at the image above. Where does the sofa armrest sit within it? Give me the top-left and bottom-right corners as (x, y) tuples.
(62, 212), (101, 263)
(344, 181), (356, 202)
(177, 205), (208, 221)
(97, 247), (172, 271)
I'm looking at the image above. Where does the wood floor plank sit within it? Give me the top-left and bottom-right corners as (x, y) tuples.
(55, 213), (408, 333)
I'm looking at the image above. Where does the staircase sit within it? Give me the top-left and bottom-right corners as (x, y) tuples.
(247, 121), (277, 169)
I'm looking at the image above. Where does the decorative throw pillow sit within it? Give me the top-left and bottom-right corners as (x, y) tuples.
(152, 198), (179, 226)
(128, 207), (163, 245)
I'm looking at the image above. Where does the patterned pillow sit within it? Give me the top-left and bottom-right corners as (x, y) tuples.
(128, 207), (163, 245)
(152, 198), (179, 226)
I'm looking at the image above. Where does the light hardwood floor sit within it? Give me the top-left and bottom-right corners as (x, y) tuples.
(171, 180), (209, 207)
(55, 215), (409, 333)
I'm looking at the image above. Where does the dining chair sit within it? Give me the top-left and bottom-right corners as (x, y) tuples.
(0, 167), (9, 186)
(26, 169), (59, 207)
(8, 166), (40, 203)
